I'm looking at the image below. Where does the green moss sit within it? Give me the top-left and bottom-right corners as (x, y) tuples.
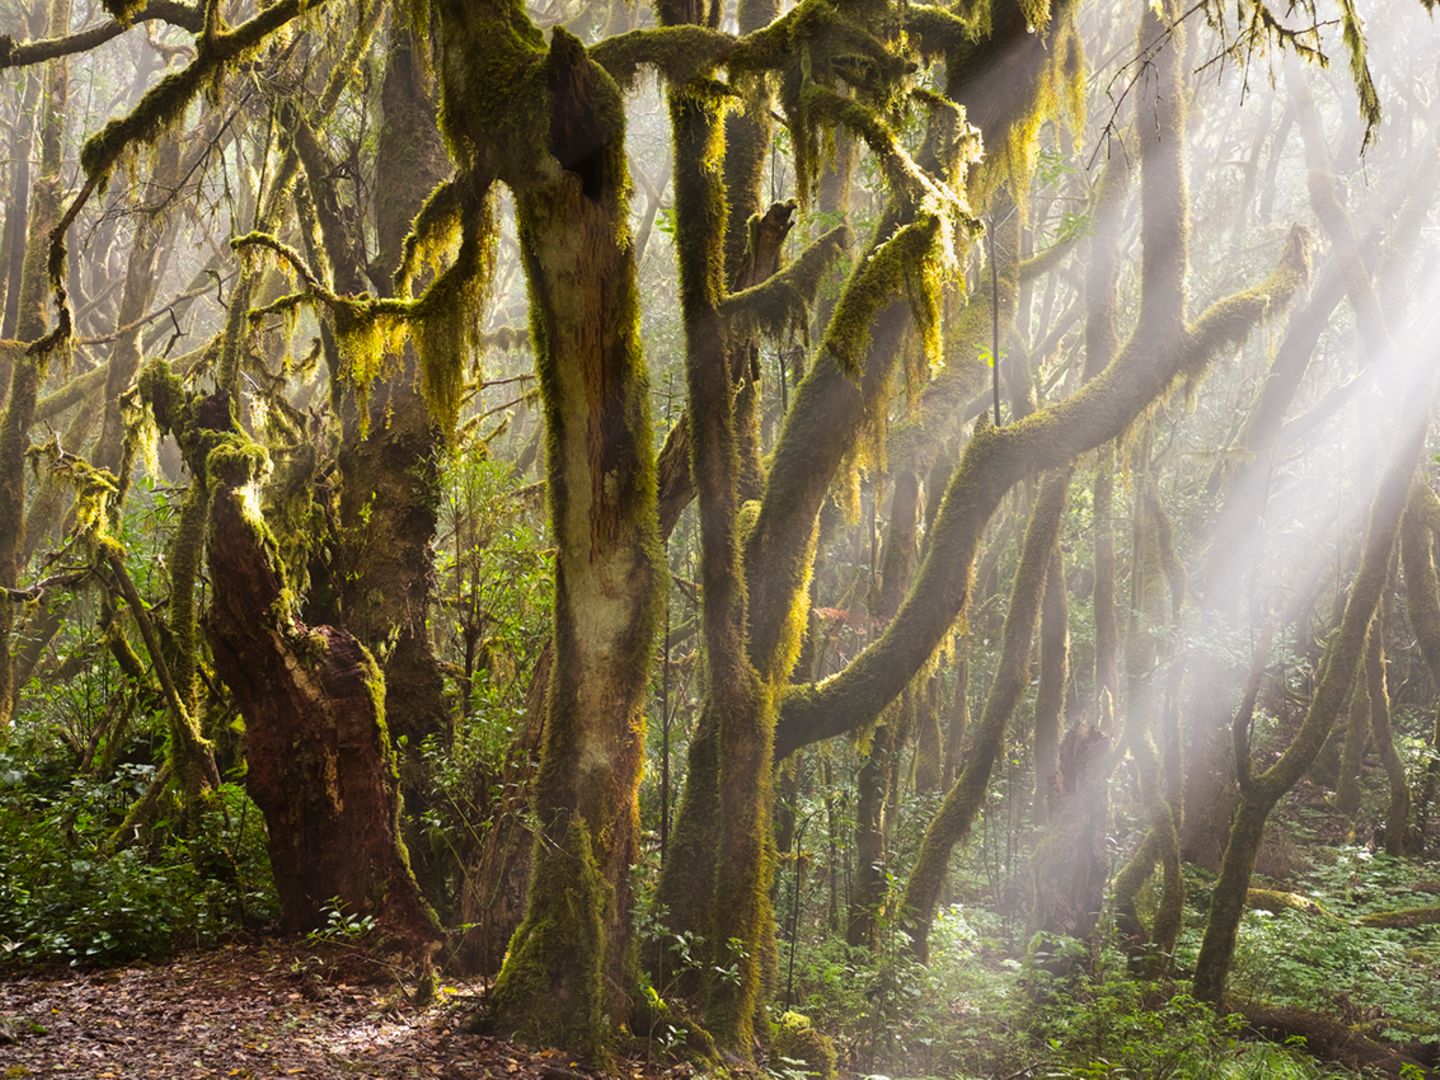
(1357, 906), (1440, 929)
(769, 1012), (837, 1080)
(822, 215), (945, 377)
(101, 0), (146, 22)
(395, 180), (462, 293)
(487, 817), (611, 1060)
(82, 0), (316, 186)
(953, 8), (1084, 206)
(900, 465), (1069, 960)
(590, 25), (735, 89)
(1247, 889), (1338, 920)
(720, 224), (848, 344)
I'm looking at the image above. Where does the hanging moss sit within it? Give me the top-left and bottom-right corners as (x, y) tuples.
(395, 180), (462, 294)
(822, 216), (951, 378)
(720, 224), (848, 344)
(101, 0), (146, 22)
(81, 0), (317, 186)
(236, 184), (498, 442)
(936, 4), (1083, 207)
(408, 198), (498, 438)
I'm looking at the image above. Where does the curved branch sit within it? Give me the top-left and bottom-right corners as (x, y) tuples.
(79, 0), (328, 184)
(0, 1), (201, 69)
(774, 227), (1310, 760)
(719, 223), (848, 336)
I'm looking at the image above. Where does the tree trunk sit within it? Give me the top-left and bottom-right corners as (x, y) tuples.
(204, 416), (440, 954)
(1365, 609), (1411, 855)
(0, 0), (69, 730)
(901, 466), (1069, 961)
(1030, 722), (1109, 947)
(432, 17), (663, 1056)
(1193, 368), (1433, 1003)
(1032, 546), (1068, 820)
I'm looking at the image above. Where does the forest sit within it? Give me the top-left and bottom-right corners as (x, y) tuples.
(1, 0), (1439, 1076)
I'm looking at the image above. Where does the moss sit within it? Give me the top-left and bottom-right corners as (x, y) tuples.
(434, 2), (663, 1057)
(205, 433), (269, 488)
(101, 0), (146, 23)
(822, 215), (943, 377)
(590, 25), (735, 89)
(1246, 889), (1338, 920)
(720, 224), (849, 345)
(1195, 408), (1424, 1003)
(900, 466), (1069, 960)
(238, 181), (497, 442)
(769, 1012), (837, 1080)
(947, 6), (1083, 206)
(1357, 906), (1440, 929)
(81, 0), (316, 186)
(409, 200), (497, 438)
(488, 818), (611, 1059)
(1364, 624), (1411, 855)
(395, 180), (462, 293)
(906, 4), (986, 57)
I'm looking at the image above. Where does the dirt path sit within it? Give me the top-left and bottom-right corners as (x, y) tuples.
(0, 943), (676, 1079)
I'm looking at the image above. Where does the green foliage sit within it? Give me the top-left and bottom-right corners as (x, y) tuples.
(384, 453), (555, 906)
(304, 898), (379, 946)
(1185, 850), (1440, 1047)
(0, 760), (275, 966)
(1030, 972), (1351, 1078)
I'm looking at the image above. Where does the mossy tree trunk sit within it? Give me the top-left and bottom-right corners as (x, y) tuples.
(775, 0), (1308, 761)
(652, 11), (1083, 1039)
(295, 25), (454, 902)
(94, 133), (182, 475)
(1334, 669), (1370, 818)
(430, 5), (663, 1055)
(202, 419), (440, 954)
(1400, 482), (1440, 844)
(1030, 719), (1110, 946)
(1032, 546), (1069, 821)
(900, 465), (1069, 961)
(1084, 145), (1128, 732)
(0, 0), (69, 731)
(1112, 465), (1185, 973)
(849, 469), (921, 949)
(914, 675), (945, 796)
(0, 0), (45, 345)
(656, 8), (1088, 1033)
(1364, 600), (1411, 855)
(661, 52), (775, 1058)
(941, 651), (971, 791)
(136, 368), (436, 949)
(1192, 377), (1434, 1003)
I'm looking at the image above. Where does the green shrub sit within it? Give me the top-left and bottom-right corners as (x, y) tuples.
(0, 756), (276, 966)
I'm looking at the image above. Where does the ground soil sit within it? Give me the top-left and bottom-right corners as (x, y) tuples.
(0, 942), (681, 1080)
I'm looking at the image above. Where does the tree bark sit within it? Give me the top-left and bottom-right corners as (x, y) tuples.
(204, 412), (440, 953)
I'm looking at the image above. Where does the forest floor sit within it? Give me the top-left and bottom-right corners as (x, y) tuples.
(0, 942), (681, 1080)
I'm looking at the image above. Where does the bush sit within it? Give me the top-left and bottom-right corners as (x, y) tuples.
(0, 753), (276, 966)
